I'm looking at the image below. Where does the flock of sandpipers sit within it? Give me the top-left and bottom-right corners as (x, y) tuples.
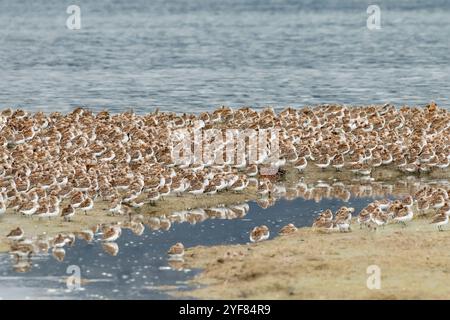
(0, 103), (448, 221)
(4, 181), (449, 268)
(0, 104), (449, 267)
(5, 202), (251, 267)
(248, 184), (450, 245)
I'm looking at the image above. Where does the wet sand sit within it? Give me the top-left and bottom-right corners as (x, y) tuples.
(177, 214), (450, 299)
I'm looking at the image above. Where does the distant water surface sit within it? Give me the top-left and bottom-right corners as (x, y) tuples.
(0, 0), (449, 113)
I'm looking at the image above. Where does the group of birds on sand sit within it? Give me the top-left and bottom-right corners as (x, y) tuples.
(248, 187), (449, 247)
(248, 223), (298, 242)
(5, 220), (185, 269)
(6, 222), (123, 263)
(1, 104), (449, 271)
(5, 201), (251, 266)
(170, 184), (449, 255)
(248, 184), (450, 245)
(311, 185), (450, 232)
(5, 185), (449, 270)
(0, 103), (448, 223)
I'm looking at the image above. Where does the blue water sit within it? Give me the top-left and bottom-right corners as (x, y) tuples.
(0, 0), (449, 113)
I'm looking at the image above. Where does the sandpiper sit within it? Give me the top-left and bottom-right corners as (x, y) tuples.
(335, 207), (354, 232)
(249, 225), (270, 243)
(79, 196), (94, 215)
(430, 194), (446, 209)
(188, 180), (205, 197)
(52, 234), (69, 248)
(315, 154), (331, 170)
(147, 189), (160, 205)
(357, 208), (372, 228)
(312, 217), (335, 232)
(279, 223), (297, 235)
(393, 206), (414, 226)
(19, 196), (39, 213)
(70, 191), (85, 208)
(61, 204), (75, 221)
(294, 157), (308, 173)
(331, 154), (345, 171)
(371, 208), (389, 230)
(230, 176), (248, 192)
(107, 198), (122, 215)
(430, 212), (448, 231)
(6, 227), (24, 241)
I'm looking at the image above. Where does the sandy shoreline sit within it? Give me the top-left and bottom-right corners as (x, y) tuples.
(176, 214), (450, 299)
